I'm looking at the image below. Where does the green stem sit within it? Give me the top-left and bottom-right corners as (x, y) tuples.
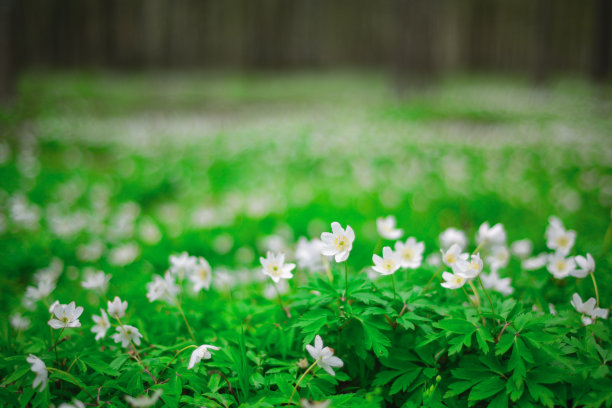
(177, 302), (197, 342)
(373, 237), (383, 256)
(273, 282), (291, 318)
(114, 315), (143, 364)
(52, 328), (65, 365)
(391, 273), (398, 304)
(47, 367), (95, 401)
(322, 256), (333, 283)
(343, 262), (349, 301)
(423, 265), (445, 293)
(590, 272), (600, 307)
(157, 345), (198, 381)
(477, 276), (498, 337)
(468, 281), (481, 307)
(288, 357), (321, 405)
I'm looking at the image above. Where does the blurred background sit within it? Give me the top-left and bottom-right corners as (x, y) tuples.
(1, 0), (611, 310)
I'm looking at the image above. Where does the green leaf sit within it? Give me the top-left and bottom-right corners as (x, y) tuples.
(434, 318), (477, 335)
(495, 333), (514, 356)
(360, 318), (391, 358)
(526, 382), (555, 407)
(81, 356), (120, 377)
(488, 391), (508, 408)
(0, 365), (30, 387)
(468, 377), (505, 401)
(444, 380), (477, 398)
(389, 369), (422, 395)
(50, 370), (88, 390)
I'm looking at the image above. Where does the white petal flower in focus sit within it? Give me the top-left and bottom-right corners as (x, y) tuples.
(146, 272), (180, 304)
(305, 335), (344, 376)
(111, 325), (143, 348)
(107, 296), (128, 319)
(372, 246), (400, 275)
(91, 309), (111, 341)
(376, 215), (403, 240)
(26, 354), (48, 392)
(260, 251), (295, 283)
(453, 253), (483, 279)
(320, 222), (355, 263)
(188, 344), (221, 369)
(394, 237), (424, 269)
(441, 244), (468, 269)
(48, 301), (84, 329)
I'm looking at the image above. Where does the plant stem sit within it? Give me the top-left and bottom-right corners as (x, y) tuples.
(288, 357), (321, 405)
(423, 265), (445, 293)
(391, 273), (398, 304)
(478, 276), (498, 337)
(177, 302), (197, 342)
(52, 328), (65, 365)
(373, 237), (383, 256)
(590, 272), (600, 307)
(322, 256), (333, 283)
(343, 261), (349, 301)
(114, 315), (143, 364)
(468, 281), (481, 307)
(273, 282), (291, 318)
(157, 345), (197, 381)
(47, 367), (95, 401)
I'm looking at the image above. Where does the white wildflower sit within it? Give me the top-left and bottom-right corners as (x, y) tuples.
(376, 215), (403, 240)
(188, 344), (221, 369)
(394, 237), (424, 269)
(305, 335), (344, 376)
(111, 325), (143, 348)
(48, 301), (83, 329)
(320, 222), (355, 263)
(260, 251), (295, 283)
(372, 246), (400, 275)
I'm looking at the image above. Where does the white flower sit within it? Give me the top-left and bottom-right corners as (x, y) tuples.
(547, 254), (576, 279)
(24, 280), (55, 302)
(260, 251), (295, 283)
(10, 313), (31, 331)
(571, 293), (608, 319)
(425, 253), (442, 267)
(441, 244), (468, 269)
(146, 272), (180, 303)
(125, 390), (163, 407)
(454, 253), (483, 279)
(546, 216), (576, 255)
(49, 300), (60, 314)
(48, 301), (83, 329)
(439, 228), (467, 251)
(371, 246), (400, 275)
(573, 253), (595, 278)
(108, 243), (140, 266)
(107, 296), (128, 319)
(305, 335), (344, 376)
(26, 354), (47, 392)
(394, 237), (424, 269)
(91, 309), (111, 341)
(300, 400), (332, 408)
(480, 270), (513, 296)
(188, 257), (213, 293)
(111, 325), (143, 348)
(81, 270), (111, 293)
(58, 399), (85, 408)
(295, 237), (324, 271)
(320, 222), (355, 263)
(486, 246), (510, 271)
(187, 344), (221, 369)
(376, 215), (403, 240)
(440, 272), (467, 289)
(476, 222), (506, 247)
(548, 303), (557, 316)
(522, 253), (549, 270)
(169, 252), (197, 279)
(510, 239), (533, 259)
(263, 279), (289, 299)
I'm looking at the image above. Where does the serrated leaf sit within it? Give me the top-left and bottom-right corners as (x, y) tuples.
(526, 382), (555, 407)
(468, 377), (505, 401)
(360, 318), (391, 358)
(1, 365), (30, 387)
(389, 369), (422, 395)
(496, 333), (514, 356)
(434, 318), (477, 335)
(81, 356), (120, 377)
(444, 380), (477, 398)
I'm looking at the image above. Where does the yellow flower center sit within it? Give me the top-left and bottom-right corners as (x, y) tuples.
(446, 254), (456, 264)
(334, 235), (348, 251)
(402, 248), (414, 261)
(556, 261), (566, 271)
(383, 260), (395, 271)
(557, 236), (568, 248)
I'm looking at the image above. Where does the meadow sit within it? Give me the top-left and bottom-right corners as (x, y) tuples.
(0, 72), (611, 407)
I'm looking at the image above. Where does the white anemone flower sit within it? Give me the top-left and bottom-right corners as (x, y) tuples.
(476, 222), (506, 247)
(522, 253), (549, 270)
(440, 272), (467, 290)
(26, 354), (48, 392)
(486, 246), (510, 271)
(394, 237), (424, 269)
(305, 335), (344, 376)
(111, 325), (143, 348)
(546, 216), (576, 255)
(439, 228), (468, 251)
(169, 252), (197, 279)
(570, 293), (608, 320)
(454, 253), (483, 279)
(81, 270), (111, 293)
(320, 222), (355, 263)
(188, 344), (221, 369)
(547, 254), (576, 279)
(48, 301), (83, 329)
(10, 313), (31, 331)
(146, 272), (180, 303)
(91, 309), (111, 341)
(107, 296), (128, 319)
(376, 215), (403, 240)
(295, 237), (324, 272)
(510, 239), (533, 259)
(58, 399), (85, 408)
(24, 280), (55, 302)
(371, 246), (400, 275)
(260, 251), (295, 283)
(480, 270), (514, 296)
(188, 256), (213, 293)
(125, 390), (163, 407)
(441, 244), (468, 269)
(572, 253), (595, 278)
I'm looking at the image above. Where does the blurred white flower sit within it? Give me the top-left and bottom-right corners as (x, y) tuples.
(169, 252), (197, 279)
(188, 344), (220, 369)
(476, 222), (506, 247)
(48, 301), (83, 329)
(486, 246), (510, 271)
(108, 243), (140, 266)
(320, 222), (355, 263)
(441, 272), (467, 290)
(263, 279), (289, 299)
(24, 280), (55, 302)
(300, 400), (332, 408)
(81, 270), (111, 293)
(548, 303), (557, 316)
(146, 272), (179, 303)
(441, 244), (467, 269)
(439, 228), (467, 251)
(58, 399), (85, 408)
(480, 270), (513, 296)
(372, 246), (400, 275)
(394, 237), (424, 269)
(522, 253), (549, 270)
(546, 216), (576, 255)
(10, 313), (30, 331)
(510, 239), (533, 259)
(125, 390), (162, 407)
(306, 335), (344, 376)
(26, 354), (47, 392)
(107, 296), (128, 319)
(111, 325), (143, 348)
(376, 215), (403, 240)
(76, 241), (105, 262)
(571, 293), (608, 320)
(260, 251), (295, 283)
(547, 254), (576, 279)
(454, 253), (483, 279)
(573, 253), (595, 278)
(188, 257), (213, 293)
(91, 309), (111, 341)
(295, 237), (324, 272)
(425, 253), (442, 267)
